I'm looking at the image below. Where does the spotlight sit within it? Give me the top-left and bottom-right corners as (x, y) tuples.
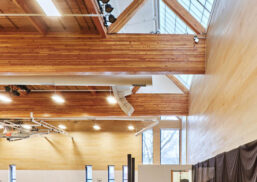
(105, 4), (114, 13)
(108, 14), (116, 23)
(58, 124), (67, 130)
(4, 86), (11, 92)
(52, 94), (65, 104)
(93, 124), (101, 131)
(17, 85), (31, 94)
(128, 125), (135, 131)
(101, 0), (110, 3)
(12, 90), (20, 96)
(106, 96), (117, 104)
(194, 35), (199, 44)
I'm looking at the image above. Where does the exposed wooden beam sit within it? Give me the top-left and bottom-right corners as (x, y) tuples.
(0, 34), (206, 75)
(166, 74), (189, 94)
(13, 0), (47, 34)
(132, 86), (141, 94)
(162, 0), (206, 34)
(0, 93), (188, 117)
(108, 0), (147, 33)
(84, 0), (107, 38)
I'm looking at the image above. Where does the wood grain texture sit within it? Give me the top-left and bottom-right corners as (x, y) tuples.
(162, 0), (206, 34)
(0, 131), (141, 170)
(0, 34), (205, 75)
(0, 92), (188, 118)
(84, 0), (107, 37)
(12, 0), (48, 34)
(108, 0), (147, 33)
(0, 0), (100, 34)
(187, 0), (257, 164)
(166, 75), (189, 94)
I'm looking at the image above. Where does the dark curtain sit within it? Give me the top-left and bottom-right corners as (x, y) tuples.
(193, 140), (257, 182)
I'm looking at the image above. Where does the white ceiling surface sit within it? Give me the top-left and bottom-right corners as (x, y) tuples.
(138, 75), (183, 94)
(111, 0), (157, 33)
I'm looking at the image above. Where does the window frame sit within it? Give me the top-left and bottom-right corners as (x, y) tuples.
(160, 128), (181, 165)
(142, 129), (154, 164)
(122, 165), (128, 182)
(85, 165), (92, 182)
(108, 165), (115, 182)
(9, 164), (16, 182)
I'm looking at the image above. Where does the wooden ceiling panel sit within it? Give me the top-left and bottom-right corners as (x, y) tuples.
(0, 0), (100, 34)
(0, 92), (188, 118)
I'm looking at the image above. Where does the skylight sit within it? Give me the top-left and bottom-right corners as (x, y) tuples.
(160, 0), (215, 34)
(36, 0), (61, 17)
(160, 0), (194, 34)
(178, 0), (214, 28)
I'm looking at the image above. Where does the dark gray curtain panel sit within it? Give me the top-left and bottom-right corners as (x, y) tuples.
(193, 140), (257, 182)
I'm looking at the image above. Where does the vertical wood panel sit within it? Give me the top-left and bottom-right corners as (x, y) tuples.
(187, 0), (257, 164)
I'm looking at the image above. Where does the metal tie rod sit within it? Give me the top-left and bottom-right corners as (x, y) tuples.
(0, 13), (104, 17)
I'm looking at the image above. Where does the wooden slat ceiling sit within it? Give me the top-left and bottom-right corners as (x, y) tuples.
(0, 92), (188, 118)
(0, 0), (98, 34)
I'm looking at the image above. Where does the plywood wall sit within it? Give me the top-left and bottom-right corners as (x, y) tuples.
(187, 0), (257, 164)
(0, 132), (141, 170)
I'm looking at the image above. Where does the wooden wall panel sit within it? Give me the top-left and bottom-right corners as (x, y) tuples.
(0, 132), (141, 170)
(187, 0), (257, 164)
(0, 34), (205, 75)
(0, 93), (188, 117)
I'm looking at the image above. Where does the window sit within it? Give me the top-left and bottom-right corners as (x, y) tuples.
(161, 129), (180, 164)
(9, 165), (16, 182)
(108, 165), (115, 182)
(85, 165), (92, 182)
(122, 165), (128, 182)
(142, 129), (153, 164)
(159, 0), (215, 33)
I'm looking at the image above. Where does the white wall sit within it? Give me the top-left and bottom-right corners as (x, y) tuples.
(138, 165), (192, 182)
(0, 170), (138, 182)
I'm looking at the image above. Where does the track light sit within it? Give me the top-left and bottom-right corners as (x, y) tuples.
(100, 0), (110, 3)
(108, 14), (116, 23)
(105, 4), (114, 13)
(4, 86), (11, 92)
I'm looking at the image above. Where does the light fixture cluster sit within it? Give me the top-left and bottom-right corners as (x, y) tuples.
(97, 0), (117, 26)
(4, 85), (31, 96)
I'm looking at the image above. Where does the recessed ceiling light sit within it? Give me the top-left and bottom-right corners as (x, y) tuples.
(0, 94), (12, 103)
(52, 94), (65, 104)
(128, 125), (135, 131)
(93, 124), (101, 131)
(36, 0), (61, 16)
(22, 125), (32, 130)
(58, 124), (66, 130)
(106, 96), (117, 104)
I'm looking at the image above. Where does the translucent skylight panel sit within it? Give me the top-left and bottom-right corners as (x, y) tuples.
(177, 0), (215, 28)
(160, 0), (194, 34)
